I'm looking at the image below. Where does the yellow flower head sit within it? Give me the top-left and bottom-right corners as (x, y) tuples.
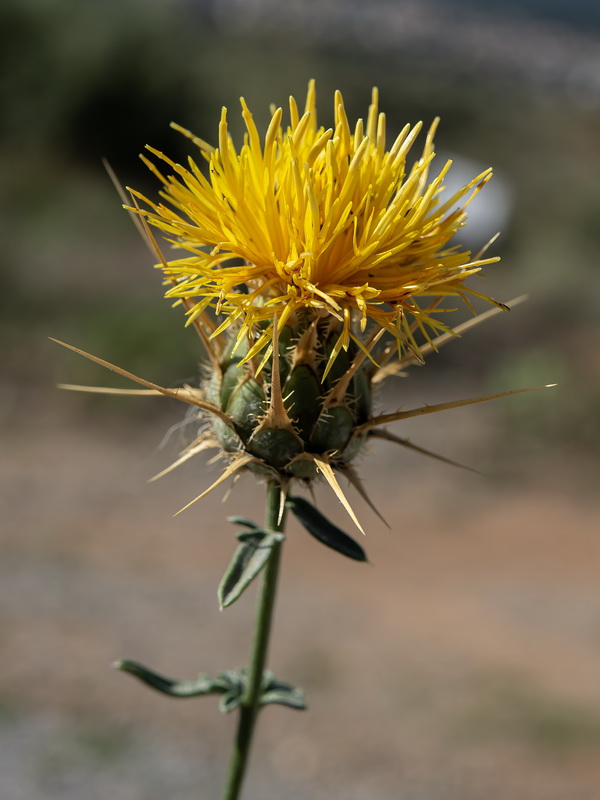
(133, 81), (500, 374)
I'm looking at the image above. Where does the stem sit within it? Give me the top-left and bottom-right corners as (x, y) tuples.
(221, 480), (286, 800)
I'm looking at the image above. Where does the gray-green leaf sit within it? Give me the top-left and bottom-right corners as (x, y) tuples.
(113, 660), (228, 698)
(261, 687), (307, 710)
(227, 515), (260, 531)
(219, 691), (243, 714)
(286, 495), (367, 562)
(218, 531), (285, 609)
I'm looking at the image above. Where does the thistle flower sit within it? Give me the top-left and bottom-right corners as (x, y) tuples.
(52, 83), (556, 800)
(132, 80), (501, 373)
(56, 82), (551, 531)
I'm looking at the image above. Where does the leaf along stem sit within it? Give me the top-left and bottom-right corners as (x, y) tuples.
(221, 480), (286, 800)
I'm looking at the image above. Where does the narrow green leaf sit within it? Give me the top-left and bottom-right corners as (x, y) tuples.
(237, 529), (285, 544)
(113, 660), (227, 698)
(219, 691), (243, 714)
(286, 495), (367, 562)
(218, 532), (284, 609)
(218, 668), (247, 690)
(260, 688), (307, 710)
(227, 516), (260, 530)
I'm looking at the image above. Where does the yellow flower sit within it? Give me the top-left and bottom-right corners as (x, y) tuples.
(132, 81), (501, 375)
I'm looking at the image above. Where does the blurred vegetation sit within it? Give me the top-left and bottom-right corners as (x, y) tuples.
(2, 0), (599, 452)
(456, 671), (600, 754)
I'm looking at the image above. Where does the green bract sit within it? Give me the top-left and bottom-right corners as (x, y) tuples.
(206, 320), (372, 480)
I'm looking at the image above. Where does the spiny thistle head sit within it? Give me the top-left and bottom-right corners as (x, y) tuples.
(115, 81), (512, 523)
(54, 82), (553, 531)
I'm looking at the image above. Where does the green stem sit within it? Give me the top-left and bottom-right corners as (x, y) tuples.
(221, 480), (286, 800)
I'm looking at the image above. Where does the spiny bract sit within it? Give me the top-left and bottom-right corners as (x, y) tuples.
(205, 317), (375, 481)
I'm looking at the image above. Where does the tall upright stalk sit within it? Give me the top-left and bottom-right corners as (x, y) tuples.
(221, 480), (285, 800)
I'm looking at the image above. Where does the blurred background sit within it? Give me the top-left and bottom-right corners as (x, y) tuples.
(2, 1), (600, 798)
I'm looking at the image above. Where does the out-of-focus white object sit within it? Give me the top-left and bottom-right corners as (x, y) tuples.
(435, 152), (513, 249)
